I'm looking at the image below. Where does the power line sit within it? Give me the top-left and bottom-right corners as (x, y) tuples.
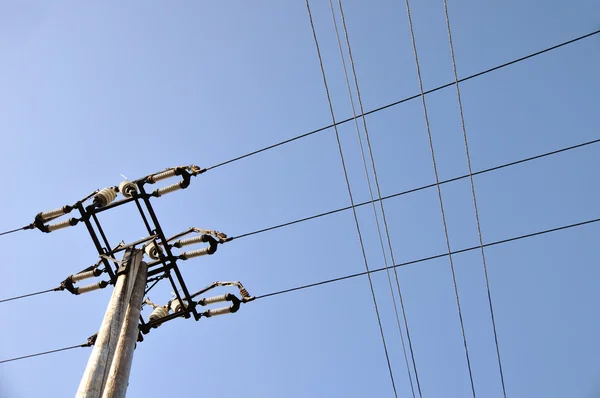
(256, 216), (600, 300)
(10, 215), (598, 309)
(1, 31), (598, 243)
(442, 2), (507, 396)
(205, 29), (600, 172)
(332, 0), (421, 395)
(403, 0), (476, 395)
(0, 225), (31, 237)
(232, 136), (600, 239)
(0, 343), (87, 365)
(306, 1), (397, 396)
(0, 287), (60, 304)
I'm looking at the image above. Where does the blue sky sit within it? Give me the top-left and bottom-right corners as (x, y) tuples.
(1, 1), (599, 397)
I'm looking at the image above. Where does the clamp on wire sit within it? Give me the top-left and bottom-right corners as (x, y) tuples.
(142, 281), (254, 330)
(141, 165), (205, 198)
(58, 260), (110, 295)
(192, 281), (255, 317)
(169, 228), (229, 260)
(32, 204), (80, 233)
(30, 190), (104, 233)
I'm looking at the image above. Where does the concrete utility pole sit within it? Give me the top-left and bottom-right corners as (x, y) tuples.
(102, 258), (148, 398)
(76, 248), (145, 398)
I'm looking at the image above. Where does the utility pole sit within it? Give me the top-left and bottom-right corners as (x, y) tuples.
(24, 165), (254, 396)
(75, 248), (145, 398)
(102, 257), (148, 398)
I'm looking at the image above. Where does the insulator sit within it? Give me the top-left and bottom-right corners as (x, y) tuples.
(71, 269), (102, 282)
(239, 288), (250, 299)
(144, 242), (162, 260)
(118, 181), (137, 198)
(47, 218), (78, 232)
(149, 306), (169, 324)
(198, 294), (228, 306)
(38, 206), (72, 223)
(76, 281), (108, 295)
(179, 247), (210, 260)
(205, 307), (233, 317)
(94, 188), (117, 208)
(147, 169), (177, 184)
(173, 235), (205, 248)
(170, 298), (188, 313)
(154, 182), (182, 197)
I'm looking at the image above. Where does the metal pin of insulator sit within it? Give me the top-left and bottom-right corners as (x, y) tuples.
(154, 182), (183, 197)
(170, 298), (187, 313)
(179, 247), (210, 260)
(144, 242), (162, 260)
(147, 169), (177, 184)
(198, 294), (228, 306)
(46, 218), (79, 232)
(149, 306), (169, 324)
(118, 181), (137, 198)
(173, 235), (205, 248)
(75, 281), (109, 295)
(94, 188), (117, 208)
(71, 268), (102, 283)
(38, 205), (73, 223)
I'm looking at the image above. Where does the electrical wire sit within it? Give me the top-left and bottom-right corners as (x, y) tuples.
(336, 0), (426, 394)
(442, 3), (507, 396)
(0, 343), (87, 364)
(329, 1), (420, 395)
(3, 216), (597, 366)
(231, 137), (600, 240)
(306, 1), (397, 396)
(0, 287), (60, 304)
(256, 216), (600, 299)
(205, 29), (600, 172)
(404, 0), (476, 395)
(0, 226), (31, 237)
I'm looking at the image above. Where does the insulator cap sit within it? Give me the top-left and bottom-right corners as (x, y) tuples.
(144, 242), (162, 260)
(47, 218), (79, 232)
(170, 298), (188, 313)
(173, 235), (206, 248)
(37, 205), (73, 223)
(94, 188), (117, 208)
(118, 181), (137, 198)
(198, 294), (228, 306)
(76, 281), (108, 295)
(179, 247), (210, 260)
(147, 169), (177, 184)
(154, 182), (183, 197)
(205, 307), (232, 317)
(71, 269), (102, 282)
(149, 306), (169, 326)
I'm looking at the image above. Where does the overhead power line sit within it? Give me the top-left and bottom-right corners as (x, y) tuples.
(255, 216), (600, 300)
(331, 0), (421, 396)
(231, 137), (600, 241)
(442, 2), (507, 396)
(0, 287), (59, 304)
(0, 226), (32, 237)
(306, 1), (398, 396)
(0, 343), (88, 365)
(2, 137), (596, 245)
(4, 216), (597, 366)
(205, 29), (600, 172)
(2, 138), (597, 306)
(403, 0), (476, 394)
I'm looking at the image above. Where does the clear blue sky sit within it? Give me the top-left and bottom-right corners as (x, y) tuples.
(1, 1), (599, 397)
